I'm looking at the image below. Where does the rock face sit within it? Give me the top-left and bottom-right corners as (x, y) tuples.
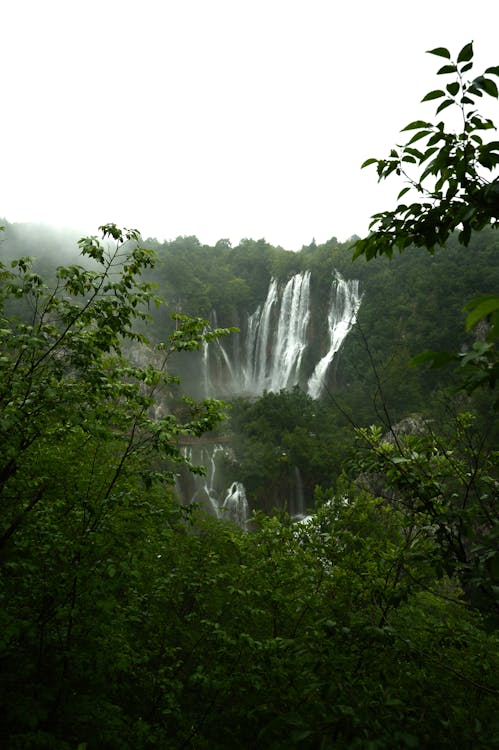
(356, 415), (430, 500)
(382, 415), (430, 445)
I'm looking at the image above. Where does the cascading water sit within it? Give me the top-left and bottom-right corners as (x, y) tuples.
(205, 272), (312, 396)
(289, 466), (306, 519)
(202, 341), (212, 396)
(220, 482), (248, 530)
(177, 443), (249, 529)
(242, 278), (279, 393)
(307, 272), (362, 399)
(269, 271), (311, 391)
(202, 269), (361, 400)
(242, 272), (311, 393)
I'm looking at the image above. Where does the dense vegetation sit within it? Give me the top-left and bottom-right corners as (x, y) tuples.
(1, 43), (498, 749)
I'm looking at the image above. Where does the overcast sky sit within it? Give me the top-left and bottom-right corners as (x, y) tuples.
(1, 0), (498, 249)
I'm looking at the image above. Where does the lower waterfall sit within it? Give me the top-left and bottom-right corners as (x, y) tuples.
(176, 444), (307, 529)
(220, 482), (248, 530)
(176, 444), (249, 529)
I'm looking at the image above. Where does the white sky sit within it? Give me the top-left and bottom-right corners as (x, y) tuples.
(1, 0), (498, 249)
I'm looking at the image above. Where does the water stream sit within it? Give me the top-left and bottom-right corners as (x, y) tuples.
(307, 272), (362, 399)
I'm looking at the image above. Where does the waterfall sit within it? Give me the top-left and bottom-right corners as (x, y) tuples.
(201, 269), (361, 400)
(242, 278), (279, 393)
(200, 444), (226, 517)
(241, 272), (311, 394)
(307, 272), (362, 400)
(203, 311), (235, 396)
(221, 482), (249, 530)
(290, 466), (306, 519)
(177, 443), (249, 528)
(269, 271), (311, 391)
(202, 341), (212, 397)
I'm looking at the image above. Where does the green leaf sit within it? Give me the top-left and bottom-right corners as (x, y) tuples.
(446, 81), (459, 96)
(420, 146), (439, 163)
(457, 42), (473, 64)
(427, 47), (451, 59)
(397, 187), (411, 200)
(474, 76), (499, 98)
(404, 146), (424, 159)
(401, 120), (432, 131)
(481, 140), (499, 153)
(464, 296), (499, 330)
(437, 64), (457, 75)
(361, 157), (378, 169)
(460, 61), (473, 73)
(485, 66), (499, 77)
(421, 90), (445, 102)
(436, 99), (454, 114)
(426, 131), (446, 146)
(410, 350), (458, 368)
(478, 150), (499, 169)
(407, 130), (431, 145)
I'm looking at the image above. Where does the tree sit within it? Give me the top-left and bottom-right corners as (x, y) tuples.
(351, 44), (499, 619)
(0, 224), (230, 746)
(0, 224), (230, 546)
(354, 42), (499, 401)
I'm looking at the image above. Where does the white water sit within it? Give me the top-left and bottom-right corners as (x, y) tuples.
(230, 272), (312, 395)
(269, 271), (311, 391)
(290, 466), (306, 518)
(202, 269), (361, 400)
(307, 273), (362, 399)
(202, 341), (212, 396)
(242, 272), (311, 393)
(221, 482), (249, 530)
(179, 444), (249, 528)
(242, 278), (279, 393)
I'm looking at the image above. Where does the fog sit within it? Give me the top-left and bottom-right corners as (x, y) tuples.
(2, 1), (498, 249)
(0, 222), (83, 264)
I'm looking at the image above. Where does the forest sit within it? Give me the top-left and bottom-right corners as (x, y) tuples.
(1, 43), (499, 749)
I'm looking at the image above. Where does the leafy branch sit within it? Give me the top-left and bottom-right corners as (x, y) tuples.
(354, 42), (499, 404)
(354, 41), (499, 259)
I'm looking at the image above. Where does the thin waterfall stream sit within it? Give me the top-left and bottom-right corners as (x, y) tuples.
(307, 272), (363, 399)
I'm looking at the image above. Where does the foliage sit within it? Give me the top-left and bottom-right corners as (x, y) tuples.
(354, 42), (499, 257)
(352, 412), (499, 620)
(227, 388), (357, 513)
(5, 213), (498, 419)
(5, 478), (499, 748)
(2, 222), (497, 749)
(0, 224), (227, 541)
(349, 43), (499, 623)
(353, 42), (499, 403)
(0, 224), (230, 748)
